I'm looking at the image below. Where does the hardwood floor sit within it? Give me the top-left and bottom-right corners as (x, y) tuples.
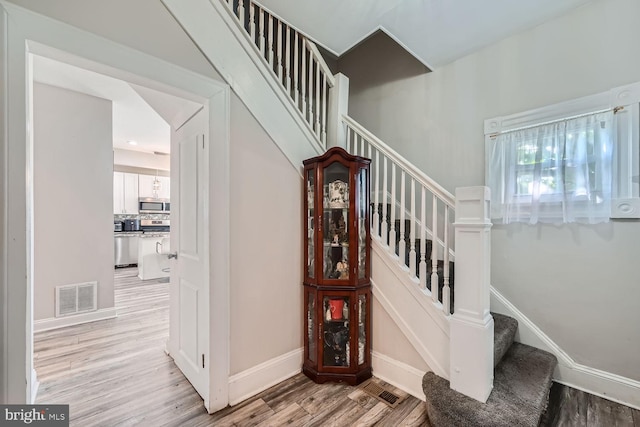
(34, 267), (639, 426)
(34, 267), (429, 426)
(540, 382), (640, 427)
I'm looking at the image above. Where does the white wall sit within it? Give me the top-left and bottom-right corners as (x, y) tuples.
(229, 93), (303, 374)
(340, 0), (640, 382)
(34, 83), (114, 320)
(372, 297), (430, 370)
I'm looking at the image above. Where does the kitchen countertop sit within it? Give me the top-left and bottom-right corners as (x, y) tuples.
(139, 232), (170, 238)
(115, 231), (169, 237)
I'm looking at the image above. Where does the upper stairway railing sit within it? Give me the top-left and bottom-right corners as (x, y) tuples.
(222, 0), (335, 147)
(343, 115), (455, 316)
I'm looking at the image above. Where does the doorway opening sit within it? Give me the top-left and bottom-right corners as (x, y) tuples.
(29, 51), (202, 412)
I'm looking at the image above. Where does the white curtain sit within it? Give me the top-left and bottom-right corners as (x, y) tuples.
(488, 111), (613, 224)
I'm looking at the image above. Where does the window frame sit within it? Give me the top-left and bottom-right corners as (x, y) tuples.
(485, 81), (640, 221)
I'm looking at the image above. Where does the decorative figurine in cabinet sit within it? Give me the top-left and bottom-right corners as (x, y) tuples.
(303, 147), (371, 385)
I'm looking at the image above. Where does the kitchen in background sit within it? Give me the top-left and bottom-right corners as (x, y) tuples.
(114, 160), (171, 281)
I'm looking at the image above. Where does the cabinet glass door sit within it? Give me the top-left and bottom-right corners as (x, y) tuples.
(323, 162), (350, 280)
(357, 294), (367, 366)
(306, 169), (315, 279)
(357, 167), (368, 279)
(322, 296), (350, 367)
(307, 291), (317, 365)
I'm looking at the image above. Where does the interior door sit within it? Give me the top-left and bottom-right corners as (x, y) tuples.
(169, 107), (209, 404)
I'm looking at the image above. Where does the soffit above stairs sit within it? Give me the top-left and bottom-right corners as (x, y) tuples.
(257, 0), (594, 69)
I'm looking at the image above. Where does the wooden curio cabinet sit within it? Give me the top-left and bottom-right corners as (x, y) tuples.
(303, 147), (371, 385)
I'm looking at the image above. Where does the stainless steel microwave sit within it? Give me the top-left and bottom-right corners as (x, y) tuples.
(139, 198), (170, 214)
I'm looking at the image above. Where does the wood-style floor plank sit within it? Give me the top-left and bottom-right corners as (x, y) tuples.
(587, 393), (635, 427)
(34, 267), (429, 426)
(540, 382), (640, 427)
(35, 266), (640, 427)
(34, 268), (640, 427)
(553, 384), (589, 427)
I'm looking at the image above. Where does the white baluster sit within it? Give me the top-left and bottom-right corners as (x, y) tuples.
(277, 20), (283, 81)
(308, 50), (314, 128)
(431, 195), (439, 304)
(321, 75), (328, 144)
(249, 3), (255, 42)
(346, 126), (352, 153)
(419, 187), (427, 289)
(409, 178), (416, 278)
(381, 156), (388, 245)
(442, 206), (450, 315)
(315, 57), (320, 136)
(293, 32), (299, 106)
(389, 163), (397, 256)
(398, 170), (406, 266)
(373, 150), (380, 238)
(269, 16), (276, 70)
(360, 133), (365, 155)
(238, 0), (245, 25)
(259, 9), (265, 57)
(285, 26), (291, 93)
(301, 43), (306, 119)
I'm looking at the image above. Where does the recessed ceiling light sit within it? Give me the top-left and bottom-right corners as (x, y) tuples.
(127, 140), (138, 146)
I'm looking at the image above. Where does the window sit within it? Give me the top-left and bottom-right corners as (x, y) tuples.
(485, 82), (640, 224)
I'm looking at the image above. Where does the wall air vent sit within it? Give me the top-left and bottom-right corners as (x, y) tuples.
(55, 281), (97, 317)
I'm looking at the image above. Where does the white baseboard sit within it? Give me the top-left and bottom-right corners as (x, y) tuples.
(33, 307), (118, 332)
(491, 287), (640, 410)
(372, 351), (426, 401)
(228, 348), (303, 406)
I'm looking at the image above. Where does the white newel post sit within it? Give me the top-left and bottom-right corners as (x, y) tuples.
(450, 186), (494, 402)
(326, 72), (349, 149)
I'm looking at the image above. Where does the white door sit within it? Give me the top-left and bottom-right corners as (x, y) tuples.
(169, 107), (209, 405)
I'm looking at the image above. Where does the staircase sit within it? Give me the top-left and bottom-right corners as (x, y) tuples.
(423, 313), (558, 426)
(374, 208), (455, 312)
(162, 0), (560, 417)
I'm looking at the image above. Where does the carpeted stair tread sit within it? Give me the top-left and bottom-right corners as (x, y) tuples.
(423, 342), (557, 427)
(492, 312), (518, 367)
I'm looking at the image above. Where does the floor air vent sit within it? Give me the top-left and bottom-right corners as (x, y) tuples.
(55, 281), (97, 317)
(360, 380), (405, 408)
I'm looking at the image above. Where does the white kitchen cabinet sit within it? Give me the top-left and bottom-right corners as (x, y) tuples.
(137, 234), (170, 280)
(113, 172), (139, 214)
(138, 174), (170, 199)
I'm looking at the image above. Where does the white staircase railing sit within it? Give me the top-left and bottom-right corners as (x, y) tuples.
(343, 115), (455, 316)
(222, 0), (335, 147)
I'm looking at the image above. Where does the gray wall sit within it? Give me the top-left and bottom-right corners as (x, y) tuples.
(34, 83), (115, 320)
(229, 93), (303, 374)
(6, 0), (220, 80)
(339, 0), (640, 382)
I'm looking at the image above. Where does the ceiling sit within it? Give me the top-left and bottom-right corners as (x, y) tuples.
(259, 0), (594, 68)
(29, 0), (595, 154)
(32, 55), (202, 155)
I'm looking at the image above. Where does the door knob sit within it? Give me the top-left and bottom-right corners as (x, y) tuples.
(167, 252), (178, 260)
